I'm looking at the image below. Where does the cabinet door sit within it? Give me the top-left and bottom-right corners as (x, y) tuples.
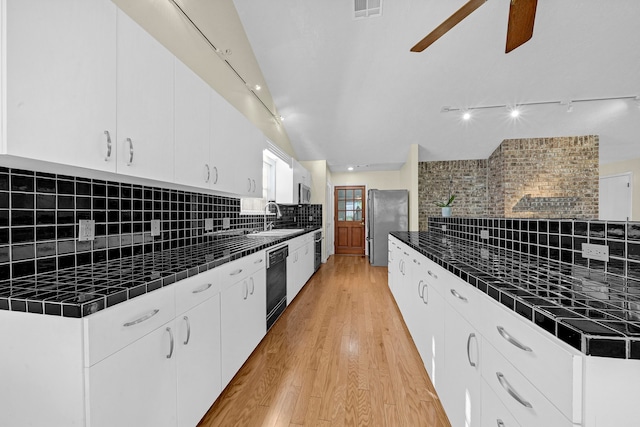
(233, 115), (264, 197)
(413, 277), (446, 388)
(5, 0), (117, 171)
(209, 90), (239, 194)
(176, 294), (222, 427)
(116, 9), (174, 182)
(174, 59), (211, 189)
(442, 305), (482, 427)
(220, 270), (266, 387)
(286, 249), (300, 304)
(88, 322), (176, 427)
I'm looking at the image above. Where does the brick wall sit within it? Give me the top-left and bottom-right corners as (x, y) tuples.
(418, 160), (488, 230)
(418, 135), (599, 229)
(489, 135), (599, 219)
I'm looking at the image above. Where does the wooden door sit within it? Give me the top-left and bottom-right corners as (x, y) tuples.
(334, 186), (366, 255)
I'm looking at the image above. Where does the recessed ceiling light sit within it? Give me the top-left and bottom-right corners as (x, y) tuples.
(462, 111), (471, 120)
(510, 108), (520, 118)
(347, 166), (354, 171)
(254, 85), (261, 91)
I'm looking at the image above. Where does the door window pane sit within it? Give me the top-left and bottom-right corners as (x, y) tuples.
(354, 189), (362, 199)
(346, 189), (353, 199)
(338, 211), (345, 221)
(338, 189), (346, 200)
(338, 201), (346, 210)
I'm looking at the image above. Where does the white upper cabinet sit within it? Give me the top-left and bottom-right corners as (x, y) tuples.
(210, 91), (264, 196)
(174, 59), (211, 188)
(3, 0), (117, 171)
(116, 9), (174, 182)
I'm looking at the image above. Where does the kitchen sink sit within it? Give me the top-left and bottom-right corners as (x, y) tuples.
(246, 228), (305, 238)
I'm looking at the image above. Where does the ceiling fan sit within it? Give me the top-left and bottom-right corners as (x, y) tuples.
(410, 0), (538, 53)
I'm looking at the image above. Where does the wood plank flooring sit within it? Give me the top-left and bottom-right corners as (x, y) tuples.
(198, 255), (451, 427)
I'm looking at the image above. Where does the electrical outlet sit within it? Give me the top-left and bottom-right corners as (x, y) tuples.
(309, 215), (313, 222)
(204, 218), (214, 231)
(481, 248), (489, 260)
(78, 220), (95, 241)
(150, 219), (161, 237)
(441, 225), (447, 232)
(581, 243), (609, 262)
(480, 229), (489, 240)
(222, 217), (230, 229)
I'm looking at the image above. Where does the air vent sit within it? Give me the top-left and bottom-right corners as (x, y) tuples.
(354, 0), (382, 19)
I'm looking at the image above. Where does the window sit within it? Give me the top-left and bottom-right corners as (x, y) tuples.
(337, 188), (363, 221)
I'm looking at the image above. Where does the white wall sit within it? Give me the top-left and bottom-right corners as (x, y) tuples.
(600, 156), (640, 221)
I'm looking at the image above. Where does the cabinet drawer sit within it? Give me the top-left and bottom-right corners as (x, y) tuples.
(481, 379), (521, 427)
(482, 341), (574, 427)
(425, 258), (482, 321)
(84, 286), (175, 367)
(175, 269), (220, 315)
(216, 251), (265, 289)
(480, 296), (582, 423)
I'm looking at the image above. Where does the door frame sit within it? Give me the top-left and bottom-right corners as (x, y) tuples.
(334, 185), (366, 255)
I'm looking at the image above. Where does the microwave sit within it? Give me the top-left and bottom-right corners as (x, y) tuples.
(298, 183), (311, 204)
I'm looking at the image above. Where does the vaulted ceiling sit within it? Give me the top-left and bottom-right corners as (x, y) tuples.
(231, 0), (640, 172)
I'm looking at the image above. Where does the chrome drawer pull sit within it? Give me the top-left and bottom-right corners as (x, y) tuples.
(166, 327), (174, 359)
(104, 130), (112, 161)
(254, 258), (263, 264)
(183, 316), (191, 345)
(497, 326), (533, 352)
(192, 283), (212, 294)
(496, 372), (532, 408)
(230, 268), (243, 276)
(123, 309), (159, 327)
(427, 270), (438, 279)
(467, 333), (477, 367)
(497, 420), (505, 427)
(450, 288), (468, 302)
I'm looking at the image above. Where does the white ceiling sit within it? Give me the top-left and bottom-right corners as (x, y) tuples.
(231, 0), (640, 172)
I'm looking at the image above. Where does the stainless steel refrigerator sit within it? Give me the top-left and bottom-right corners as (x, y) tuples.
(367, 189), (409, 266)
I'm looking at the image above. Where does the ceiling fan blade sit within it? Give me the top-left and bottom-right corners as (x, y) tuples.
(410, 0), (487, 52)
(505, 0), (538, 53)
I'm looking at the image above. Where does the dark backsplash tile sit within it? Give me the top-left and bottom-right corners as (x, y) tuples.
(0, 166), (322, 280)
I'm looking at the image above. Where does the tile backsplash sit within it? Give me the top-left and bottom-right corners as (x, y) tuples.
(0, 166), (322, 280)
(428, 217), (640, 284)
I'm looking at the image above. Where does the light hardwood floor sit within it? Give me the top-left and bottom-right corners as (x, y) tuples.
(198, 255), (451, 427)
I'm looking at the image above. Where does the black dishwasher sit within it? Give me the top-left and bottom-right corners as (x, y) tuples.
(266, 245), (288, 330)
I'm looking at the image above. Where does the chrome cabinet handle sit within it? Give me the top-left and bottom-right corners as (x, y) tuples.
(230, 268), (243, 276)
(422, 283), (428, 305)
(403, 251), (409, 256)
(104, 130), (112, 161)
(166, 327), (174, 359)
(254, 258), (263, 264)
(427, 270), (438, 280)
(183, 316), (191, 345)
(496, 372), (533, 408)
(243, 281), (248, 300)
(192, 283), (212, 294)
(247, 178), (252, 192)
(249, 277), (255, 295)
(252, 179), (256, 192)
(123, 309), (159, 327)
(497, 420), (505, 427)
(125, 137), (134, 165)
(450, 288), (468, 302)
(204, 164), (211, 183)
(213, 166), (218, 184)
(467, 333), (477, 367)
(417, 280), (424, 298)
(497, 326), (533, 352)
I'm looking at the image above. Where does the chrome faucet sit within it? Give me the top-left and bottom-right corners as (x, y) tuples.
(264, 202), (282, 231)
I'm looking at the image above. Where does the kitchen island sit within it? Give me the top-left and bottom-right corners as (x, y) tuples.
(390, 217), (640, 427)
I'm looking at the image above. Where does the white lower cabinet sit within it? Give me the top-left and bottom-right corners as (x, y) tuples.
(287, 233), (315, 304)
(441, 305), (482, 427)
(176, 294), (221, 427)
(85, 272), (222, 427)
(481, 379), (521, 427)
(220, 269), (266, 387)
(88, 322), (177, 427)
